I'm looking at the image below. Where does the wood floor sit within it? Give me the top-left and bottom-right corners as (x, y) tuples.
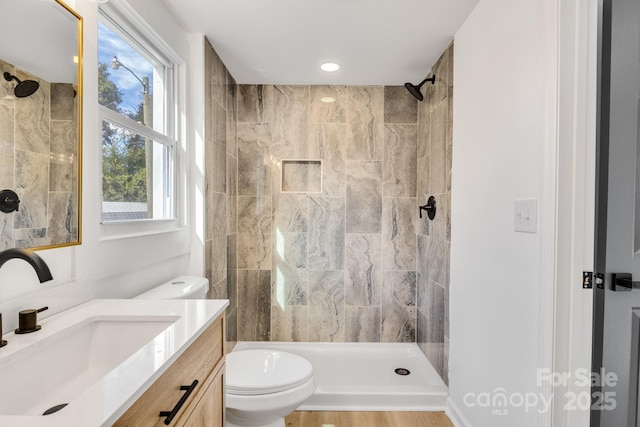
(285, 411), (454, 427)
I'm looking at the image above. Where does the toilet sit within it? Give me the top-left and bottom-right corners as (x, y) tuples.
(135, 276), (315, 427)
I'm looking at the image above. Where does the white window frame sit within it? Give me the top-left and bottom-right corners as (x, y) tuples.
(98, 0), (185, 239)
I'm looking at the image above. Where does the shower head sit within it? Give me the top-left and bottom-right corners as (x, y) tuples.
(3, 72), (39, 98)
(404, 75), (436, 101)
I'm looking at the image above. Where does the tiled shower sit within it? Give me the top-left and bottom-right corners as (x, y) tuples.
(204, 39), (452, 383)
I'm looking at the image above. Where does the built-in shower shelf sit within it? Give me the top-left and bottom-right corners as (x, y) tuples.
(281, 160), (322, 193)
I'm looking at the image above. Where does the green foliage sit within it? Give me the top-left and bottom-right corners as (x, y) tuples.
(99, 62), (147, 203)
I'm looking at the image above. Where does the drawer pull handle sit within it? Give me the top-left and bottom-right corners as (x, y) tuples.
(159, 379), (199, 425)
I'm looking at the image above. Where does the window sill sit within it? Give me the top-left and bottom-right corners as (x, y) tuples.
(99, 218), (185, 241)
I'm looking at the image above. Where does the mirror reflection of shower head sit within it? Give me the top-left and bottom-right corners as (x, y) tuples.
(404, 75), (436, 101)
(3, 72), (39, 98)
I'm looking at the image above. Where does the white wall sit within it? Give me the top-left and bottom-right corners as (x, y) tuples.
(449, 0), (556, 425)
(0, 0), (203, 332)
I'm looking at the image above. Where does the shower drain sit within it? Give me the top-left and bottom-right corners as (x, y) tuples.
(394, 368), (411, 376)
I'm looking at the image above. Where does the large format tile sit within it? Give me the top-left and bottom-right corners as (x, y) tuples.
(237, 196), (272, 270)
(346, 161), (382, 233)
(345, 234), (382, 306)
(14, 150), (48, 229)
(227, 73), (238, 156)
(382, 198), (417, 271)
(273, 192), (309, 233)
(383, 124), (417, 198)
(272, 85), (309, 158)
(227, 234), (238, 312)
(15, 77), (49, 155)
(308, 270), (345, 342)
(428, 197), (447, 286)
(206, 99), (227, 194)
(238, 84), (273, 123)
(308, 197), (345, 270)
(430, 101), (447, 195)
(47, 193), (77, 245)
(384, 86), (417, 124)
(237, 270), (271, 341)
(381, 271), (416, 343)
(310, 85), (346, 123)
(237, 123), (272, 196)
(271, 305), (308, 341)
(50, 83), (75, 121)
(309, 123), (346, 197)
(272, 232), (308, 306)
(227, 154), (238, 234)
(49, 120), (77, 192)
(346, 306), (381, 342)
(417, 234), (430, 315)
(346, 86), (384, 161)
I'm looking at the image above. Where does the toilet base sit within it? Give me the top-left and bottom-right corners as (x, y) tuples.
(225, 418), (284, 427)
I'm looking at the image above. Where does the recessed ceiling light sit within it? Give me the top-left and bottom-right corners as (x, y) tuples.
(321, 62), (340, 72)
(321, 97), (336, 103)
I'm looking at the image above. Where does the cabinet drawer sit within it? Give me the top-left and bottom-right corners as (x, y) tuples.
(114, 317), (224, 427)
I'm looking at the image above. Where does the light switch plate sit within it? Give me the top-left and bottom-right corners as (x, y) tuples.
(514, 199), (537, 233)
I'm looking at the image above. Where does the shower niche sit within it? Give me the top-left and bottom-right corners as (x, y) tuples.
(281, 160), (323, 193)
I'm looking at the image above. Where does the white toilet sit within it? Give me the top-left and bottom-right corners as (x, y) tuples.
(135, 276), (315, 427)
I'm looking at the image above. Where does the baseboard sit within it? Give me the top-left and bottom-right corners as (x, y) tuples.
(446, 397), (471, 427)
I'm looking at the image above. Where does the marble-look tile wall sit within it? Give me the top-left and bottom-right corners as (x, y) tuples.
(0, 59), (78, 249)
(416, 42), (453, 385)
(203, 40), (239, 343)
(234, 83), (420, 344)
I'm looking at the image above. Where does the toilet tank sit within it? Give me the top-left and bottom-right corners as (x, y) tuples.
(134, 276), (209, 300)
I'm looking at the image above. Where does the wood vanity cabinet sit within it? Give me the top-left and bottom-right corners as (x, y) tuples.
(114, 316), (225, 427)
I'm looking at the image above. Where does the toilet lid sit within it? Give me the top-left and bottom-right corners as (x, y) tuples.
(226, 350), (313, 395)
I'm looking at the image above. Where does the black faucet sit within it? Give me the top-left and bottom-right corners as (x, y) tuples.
(0, 248), (53, 283)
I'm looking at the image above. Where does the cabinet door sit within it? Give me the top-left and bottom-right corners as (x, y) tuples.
(183, 368), (224, 427)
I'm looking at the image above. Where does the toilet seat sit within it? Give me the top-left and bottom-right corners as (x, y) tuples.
(226, 350), (313, 396)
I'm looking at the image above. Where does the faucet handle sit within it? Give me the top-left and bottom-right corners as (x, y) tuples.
(15, 306), (48, 334)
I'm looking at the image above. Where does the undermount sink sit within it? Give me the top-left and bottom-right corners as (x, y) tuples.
(0, 315), (178, 416)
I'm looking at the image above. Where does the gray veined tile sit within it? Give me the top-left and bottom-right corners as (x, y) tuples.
(382, 198), (417, 271)
(383, 124), (417, 198)
(237, 270), (271, 341)
(209, 193), (227, 285)
(417, 234), (430, 315)
(417, 156), (430, 236)
(381, 271), (417, 343)
(345, 234), (382, 306)
(430, 101), (447, 195)
(417, 99), (431, 159)
(346, 306), (381, 343)
(271, 305), (308, 341)
(273, 192), (309, 233)
(346, 161), (382, 233)
(227, 73), (238, 157)
(310, 85), (346, 123)
(0, 215), (14, 250)
(14, 150), (48, 229)
(47, 192), (76, 245)
(226, 308), (238, 343)
(384, 86), (418, 124)
(237, 197), (272, 270)
(272, 85), (309, 159)
(227, 154), (238, 235)
(308, 270), (345, 342)
(205, 40), (227, 107)
(15, 77), (49, 155)
(346, 86), (384, 161)
(308, 197), (345, 271)
(237, 123), (272, 197)
(227, 234), (238, 311)
(428, 196), (447, 286)
(272, 232), (308, 306)
(309, 123), (346, 197)
(430, 50), (449, 108)
(50, 83), (75, 121)
(207, 100), (227, 194)
(238, 85), (273, 123)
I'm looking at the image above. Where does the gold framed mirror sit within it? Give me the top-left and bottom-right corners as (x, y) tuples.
(0, 0), (82, 250)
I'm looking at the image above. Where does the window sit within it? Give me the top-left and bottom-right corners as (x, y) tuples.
(97, 5), (178, 224)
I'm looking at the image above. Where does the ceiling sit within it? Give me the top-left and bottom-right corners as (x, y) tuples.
(160, 0), (479, 86)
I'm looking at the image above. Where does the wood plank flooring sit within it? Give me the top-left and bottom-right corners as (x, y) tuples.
(285, 411), (454, 427)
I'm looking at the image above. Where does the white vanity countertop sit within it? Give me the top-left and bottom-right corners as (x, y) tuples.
(0, 298), (229, 427)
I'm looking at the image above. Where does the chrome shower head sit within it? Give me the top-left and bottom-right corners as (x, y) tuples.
(3, 72), (39, 98)
(404, 75), (436, 101)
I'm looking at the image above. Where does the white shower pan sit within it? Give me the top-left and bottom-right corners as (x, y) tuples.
(232, 342), (448, 411)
